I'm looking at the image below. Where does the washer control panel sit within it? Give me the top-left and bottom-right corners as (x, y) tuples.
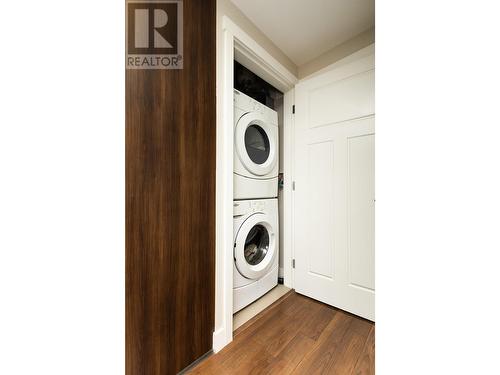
(233, 199), (268, 216)
(250, 201), (265, 212)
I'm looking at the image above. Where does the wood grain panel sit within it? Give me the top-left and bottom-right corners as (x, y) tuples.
(126, 1), (216, 374)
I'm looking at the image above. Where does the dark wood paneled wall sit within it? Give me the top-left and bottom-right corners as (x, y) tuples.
(126, 1), (216, 374)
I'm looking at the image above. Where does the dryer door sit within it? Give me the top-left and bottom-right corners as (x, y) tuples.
(235, 112), (277, 176)
(234, 213), (277, 279)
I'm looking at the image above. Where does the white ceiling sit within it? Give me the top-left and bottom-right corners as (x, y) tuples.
(230, 0), (375, 66)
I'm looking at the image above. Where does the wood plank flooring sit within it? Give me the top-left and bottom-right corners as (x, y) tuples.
(188, 291), (374, 374)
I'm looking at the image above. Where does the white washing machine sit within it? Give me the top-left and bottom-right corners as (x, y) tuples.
(234, 90), (279, 200)
(233, 198), (279, 313)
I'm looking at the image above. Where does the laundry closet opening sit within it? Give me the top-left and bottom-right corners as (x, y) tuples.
(232, 60), (290, 332)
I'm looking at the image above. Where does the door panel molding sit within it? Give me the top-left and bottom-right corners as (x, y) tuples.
(294, 46), (375, 321)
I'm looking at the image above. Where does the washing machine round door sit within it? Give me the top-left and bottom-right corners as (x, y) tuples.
(234, 213), (277, 279)
(235, 112), (277, 176)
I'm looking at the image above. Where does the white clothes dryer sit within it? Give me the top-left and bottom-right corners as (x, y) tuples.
(233, 198), (279, 313)
(234, 90), (279, 200)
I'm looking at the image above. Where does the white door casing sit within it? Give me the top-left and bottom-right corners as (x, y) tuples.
(215, 15), (298, 353)
(294, 49), (375, 321)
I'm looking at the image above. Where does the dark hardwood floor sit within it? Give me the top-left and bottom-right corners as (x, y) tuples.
(188, 291), (375, 374)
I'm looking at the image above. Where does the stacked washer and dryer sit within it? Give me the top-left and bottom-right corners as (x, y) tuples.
(233, 89), (280, 313)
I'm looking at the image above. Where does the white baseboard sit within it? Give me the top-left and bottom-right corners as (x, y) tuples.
(212, 327), (232, 353)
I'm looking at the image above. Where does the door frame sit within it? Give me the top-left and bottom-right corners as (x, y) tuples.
(213, 15), (298, 352)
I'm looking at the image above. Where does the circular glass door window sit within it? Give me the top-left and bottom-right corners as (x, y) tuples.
(244, 224), (269, 265)
(245, 124), (270, 164)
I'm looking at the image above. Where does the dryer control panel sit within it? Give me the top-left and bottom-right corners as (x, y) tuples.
(234, 89), (278, 126)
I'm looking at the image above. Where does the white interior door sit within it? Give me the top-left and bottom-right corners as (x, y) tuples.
(293, 48), (375, 321)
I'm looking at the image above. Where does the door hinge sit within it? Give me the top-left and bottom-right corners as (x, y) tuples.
(292, 105), (295, 114)
(292, 259), (295, 268)
(292, 181), (295, 191)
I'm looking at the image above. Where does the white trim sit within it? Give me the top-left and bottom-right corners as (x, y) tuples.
(213, 25), (235, 353)
(223, 17), (297, 93)
(214, 15), (298, 353)
(283, 89), (295, 288)
(212, 327), (228, 353)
